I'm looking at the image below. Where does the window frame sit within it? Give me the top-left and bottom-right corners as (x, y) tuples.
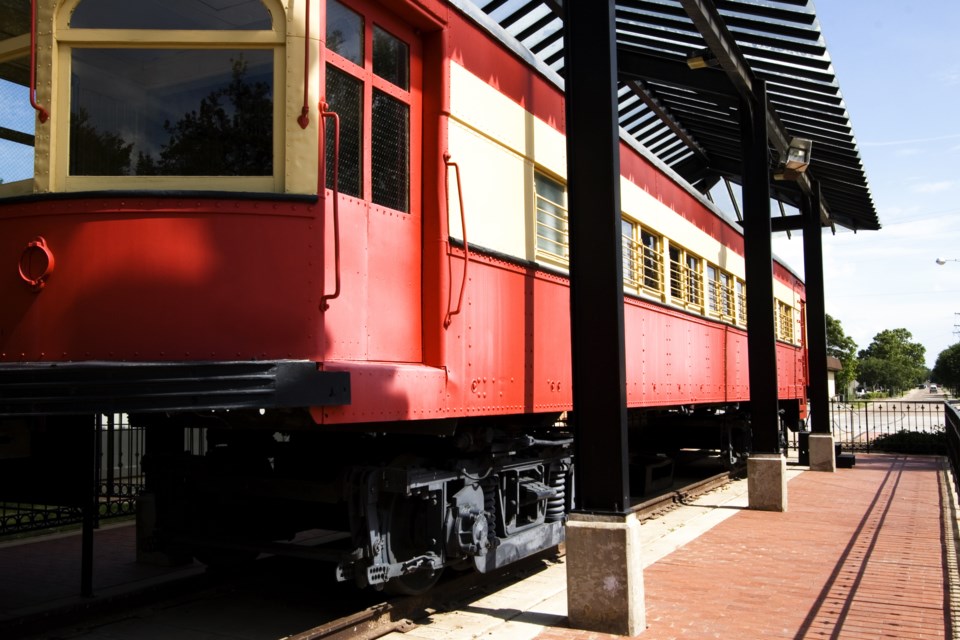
(534, 169), (569, 266)
(669, 245), (703, 312)
(735, 279), (747, 327)
(777, 299), (796, 343)
(53, 0), (286, 192)
(323, 0), (421, 215)
(0, 35), (34, 197)
(706, 264), (736, 323)
(621, 216), (663, 298)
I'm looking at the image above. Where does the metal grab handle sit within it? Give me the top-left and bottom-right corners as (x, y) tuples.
(444, 153), (469, 328)
(296, 0), (312, 129)
(320, 104), (341, 311)
(30, 0), (49, 123)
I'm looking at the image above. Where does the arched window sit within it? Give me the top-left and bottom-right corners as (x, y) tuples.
(56, 0), (284, 191)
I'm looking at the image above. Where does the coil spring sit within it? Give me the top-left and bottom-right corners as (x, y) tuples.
(545, 465), (567, 522)
(481, 476), (497, 527)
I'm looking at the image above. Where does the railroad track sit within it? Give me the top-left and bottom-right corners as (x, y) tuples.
(633, 469), (741, 522)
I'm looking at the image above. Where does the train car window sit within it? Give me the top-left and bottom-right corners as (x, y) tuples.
(719, 272), (734, 321)
(706, 266), (736, 322)
(640, 229), (662, 294)
(326, 0), (364, 66)
(325, 0), (415, 213)
(669, 246), (703, 311)
(71, 0), (272, 30)
(621, 219), (638, 289)
(0, 3), (35, 196)
(736, 279), (747, 327)
(70, 49), (274, 177)
(57, 0), (282, 186)
(534, 172), (569, 264)
(706, 265), (719, 315)
(0, 43), (35, 196)
(777, 300), (795, 343)
(669, 247), (683, 303)
(373, 26), (409, 90)
(621, 219), (663, 297)
(686, 254), (702, 308)
(325, 66), (364, 198)
(371, 89), (409, 211)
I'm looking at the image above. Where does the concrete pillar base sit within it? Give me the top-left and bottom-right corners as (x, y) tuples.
(566, 513), (646, 636)
(748, 453), (787, 512)
(808, 433), (837, 472)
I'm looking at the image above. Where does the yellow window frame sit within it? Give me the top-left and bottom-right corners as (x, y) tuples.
(51, 0), (286, 193)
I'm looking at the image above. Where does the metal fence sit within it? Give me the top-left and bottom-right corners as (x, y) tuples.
(0, 416), (204, 537)
(827, 399), (945, 453)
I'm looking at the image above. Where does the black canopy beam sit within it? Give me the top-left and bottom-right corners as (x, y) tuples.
(679, 0), (831, 227)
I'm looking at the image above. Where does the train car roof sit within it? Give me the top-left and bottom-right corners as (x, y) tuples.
(456, 0), (880, 233)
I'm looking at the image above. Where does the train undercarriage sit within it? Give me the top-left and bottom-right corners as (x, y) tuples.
(138, 413), (573, 594)
(134, 398), (802, 593)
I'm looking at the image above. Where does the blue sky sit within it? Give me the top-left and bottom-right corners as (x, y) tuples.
(768, 0), (960, 368)
(0, 80), (35, 183)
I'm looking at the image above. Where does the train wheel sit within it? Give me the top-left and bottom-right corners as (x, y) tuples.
(382, 493), (444, 595)
(384, 568), (442, 596)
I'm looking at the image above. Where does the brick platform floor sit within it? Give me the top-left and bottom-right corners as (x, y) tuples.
(536, 454), (956, 639)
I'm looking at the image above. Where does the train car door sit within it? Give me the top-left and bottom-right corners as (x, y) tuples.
(322, 0), (422, 362)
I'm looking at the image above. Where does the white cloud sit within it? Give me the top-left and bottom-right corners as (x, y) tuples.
(913, 180), (955, 194)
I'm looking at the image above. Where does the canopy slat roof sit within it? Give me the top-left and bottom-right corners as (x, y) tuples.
(467, 0), (880, 231)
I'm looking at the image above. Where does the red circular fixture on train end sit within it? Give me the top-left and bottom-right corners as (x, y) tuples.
(18, 236), (55, 292)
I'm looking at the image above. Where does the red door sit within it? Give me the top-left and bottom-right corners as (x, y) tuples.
(322, 0), (423, 362)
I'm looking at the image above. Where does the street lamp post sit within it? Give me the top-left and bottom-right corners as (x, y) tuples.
(936, 257), (960, 265)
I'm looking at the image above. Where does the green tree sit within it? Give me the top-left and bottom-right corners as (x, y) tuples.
(825, 314), (858, 394)
(932, 343), (960, 395)
(137, 58), (272, 176)
(856, 328), (927, 396)
(69, 107), (133, 175)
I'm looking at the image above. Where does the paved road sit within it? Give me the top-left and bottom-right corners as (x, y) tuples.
(901, 385), (946, 402)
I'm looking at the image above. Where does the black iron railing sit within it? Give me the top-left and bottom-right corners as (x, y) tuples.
(1, 415), (204, 537)
(827, 399), (945, 453)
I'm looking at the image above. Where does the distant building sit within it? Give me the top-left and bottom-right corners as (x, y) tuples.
(827, 356), (843, 401)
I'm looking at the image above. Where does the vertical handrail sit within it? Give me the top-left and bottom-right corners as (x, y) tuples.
(29, 0), (49, 123)
(444, 153), (469, 328)
(320, 104), (341, 311)
(297, 0), (311, 129)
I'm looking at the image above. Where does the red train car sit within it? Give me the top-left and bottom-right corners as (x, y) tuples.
(0, 0), (806, 593)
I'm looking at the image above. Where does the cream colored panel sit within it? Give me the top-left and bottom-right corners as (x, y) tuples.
(283, 0), (319, 194)
(620, 178), (746, 277)
(773, 279), (800, 307)
(449, 62), (566, 179)
(531, 115), (566, 179)
(447, 121), (527, 258)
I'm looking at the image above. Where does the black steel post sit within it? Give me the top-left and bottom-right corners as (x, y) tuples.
(739, 82), (780, 454)
(81, 415), (99, 597)
(563, 0), (631, 514)
(802, 183), (830, 434)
